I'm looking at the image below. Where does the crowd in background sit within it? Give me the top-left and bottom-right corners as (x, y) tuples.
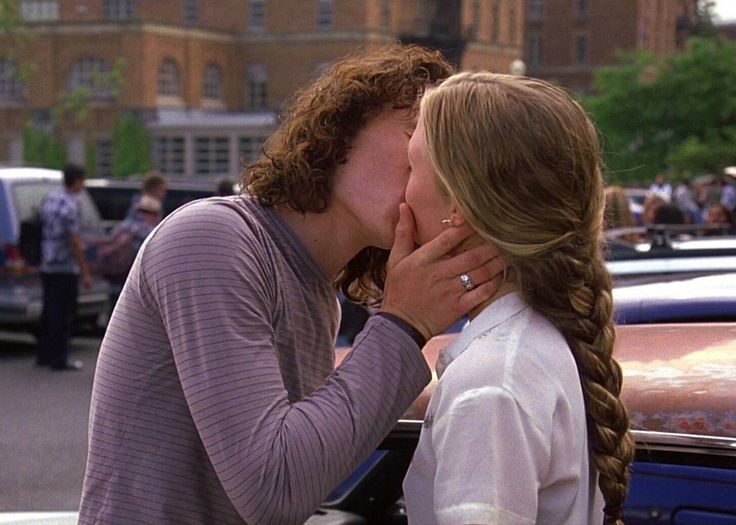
(605, 167), (736, 239)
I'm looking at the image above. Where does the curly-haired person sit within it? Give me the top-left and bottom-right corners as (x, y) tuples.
(402, 72), (635, 525)
(79, 46), (505, 524)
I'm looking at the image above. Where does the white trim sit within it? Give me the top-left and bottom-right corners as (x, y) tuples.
(606, 256), (736, 276)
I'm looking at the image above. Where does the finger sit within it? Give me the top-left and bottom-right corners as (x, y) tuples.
(442, 242), (502, 278)
(457, 272), (505, 312)
(414, 222), (475, 263)
(454, 254), (506, 288)
(387, 203), (416, 271)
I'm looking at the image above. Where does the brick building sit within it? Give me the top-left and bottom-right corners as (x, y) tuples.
(0, 0), (523, 178)
(524, 0), (698, 93)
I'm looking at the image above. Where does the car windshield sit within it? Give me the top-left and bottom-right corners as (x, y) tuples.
(12, 182), (104, 235)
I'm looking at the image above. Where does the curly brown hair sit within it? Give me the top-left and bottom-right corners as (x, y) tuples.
(243, 44), (453, 303)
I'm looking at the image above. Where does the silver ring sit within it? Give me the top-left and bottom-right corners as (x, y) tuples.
(459, 273), (475, 292)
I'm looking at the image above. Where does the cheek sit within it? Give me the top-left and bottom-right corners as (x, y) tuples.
(406, 181), (443, 245)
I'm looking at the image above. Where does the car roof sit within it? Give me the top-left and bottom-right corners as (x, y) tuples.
(0, 167), (62, 182)
(613, 272), (736, 323)
(85, 177), (220, 191)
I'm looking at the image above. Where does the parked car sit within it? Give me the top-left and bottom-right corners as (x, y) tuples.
(0, 168), (111, 334)
(84, 177), (225, 232)
(316, 318), (736, 524)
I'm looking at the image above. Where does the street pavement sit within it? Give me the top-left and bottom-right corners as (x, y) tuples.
(0, 330), (101, 511)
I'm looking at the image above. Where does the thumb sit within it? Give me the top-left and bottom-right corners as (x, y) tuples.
(387, 203), (416, 271)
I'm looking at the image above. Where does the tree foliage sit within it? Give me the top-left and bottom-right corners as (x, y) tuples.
(583, 37), (736, 186)
(112, 113), (151, 179)
(22, 122), (66, 169)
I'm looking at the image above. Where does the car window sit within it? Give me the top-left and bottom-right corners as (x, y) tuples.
(163, 189), (213, 215)
(86, 187), (138, 222)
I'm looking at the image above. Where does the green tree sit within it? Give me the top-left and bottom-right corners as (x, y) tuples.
(22, 122), (66, 168)
(111, 113), (151, 179)
(583, 37), (736, 186)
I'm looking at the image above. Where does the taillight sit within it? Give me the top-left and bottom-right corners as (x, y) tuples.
(3, 244), (26, 274)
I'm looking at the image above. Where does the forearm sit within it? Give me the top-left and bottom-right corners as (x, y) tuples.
(175, 316), (429, 525)
(69, 234), (89, 274)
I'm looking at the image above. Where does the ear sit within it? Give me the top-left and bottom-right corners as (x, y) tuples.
(448, 208), (466, 227)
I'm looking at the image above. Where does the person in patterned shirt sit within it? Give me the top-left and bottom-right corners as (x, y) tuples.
(36, 164), (92, 371)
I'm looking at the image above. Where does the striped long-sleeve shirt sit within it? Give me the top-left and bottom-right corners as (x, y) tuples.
(78, 195), (430, 524)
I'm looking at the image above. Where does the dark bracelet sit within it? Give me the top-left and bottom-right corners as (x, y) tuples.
(376, 312), (427, 348)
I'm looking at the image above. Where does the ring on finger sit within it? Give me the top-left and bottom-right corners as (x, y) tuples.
(459, 273), (475, 292)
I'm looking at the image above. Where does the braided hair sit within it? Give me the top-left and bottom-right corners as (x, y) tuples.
(421, 72), (635, 524)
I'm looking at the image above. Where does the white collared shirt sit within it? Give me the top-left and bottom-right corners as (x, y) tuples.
(403, 292), (605, 525)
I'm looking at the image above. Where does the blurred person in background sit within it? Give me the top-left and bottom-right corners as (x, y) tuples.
(125, 170), (167, 221)
(704, 203), (733, 234)
(721, 168), (736, 213)
(604, 186), (639, 244)
(648, 173), (672, 202)
(216, 177), (236, 196)
(36, 164), (91, 371)
(95, 194), (163, 284)
(653, 203), (685, 225)
(641, 194), (666, 225)
(674, 178), (701, 224)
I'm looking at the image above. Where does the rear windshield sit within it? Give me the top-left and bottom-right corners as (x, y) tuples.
(12, 182), (104, 235)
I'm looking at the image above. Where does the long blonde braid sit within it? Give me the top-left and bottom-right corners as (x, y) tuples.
(421, 72), (635, 524)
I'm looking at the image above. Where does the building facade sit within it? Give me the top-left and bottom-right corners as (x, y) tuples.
(0, 0), (523, 178)
(524, 0), (698, 93)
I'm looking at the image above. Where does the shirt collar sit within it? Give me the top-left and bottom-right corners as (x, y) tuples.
(437, 292), (528, 378)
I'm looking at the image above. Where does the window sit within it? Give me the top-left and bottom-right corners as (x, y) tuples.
(20, 0), (58, 21)
(239, 136), (264, 164)
(158, 59), (181, 97)
(249, 0), (265, 31)
(66, 57), (114, 103)
(527, 34), (543, 65)
(381, 0), (390, 29)
(183, 0), (199, 26)
(154, 136), (185, 176)
(316, 0), (333, 29)
(509, 3), (517, 44)
(468, 0), (480, 38)
(575, 34), (588, 63)
(95, 138), (113, 178)
(245, 64), (267, 110)
(527, 0), (543, 20)
(491, 0), (500, 43)
(102, 0), (137, 21)
(195, 137), (229, 176)
(576, 0), (589, 19)
(202, 63), (223, 101)
(0, 59), (24, 103)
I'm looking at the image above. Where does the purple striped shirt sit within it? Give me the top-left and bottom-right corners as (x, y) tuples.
(78, 196), (430, 524)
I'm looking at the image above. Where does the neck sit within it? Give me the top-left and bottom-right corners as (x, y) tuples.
(275, 204), (366, 279)
(468, 280), (518, 320)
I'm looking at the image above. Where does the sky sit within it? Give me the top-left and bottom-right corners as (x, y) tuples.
(712, 0), (736, 23)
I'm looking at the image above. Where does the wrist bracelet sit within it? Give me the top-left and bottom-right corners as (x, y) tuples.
(376, 312), (427, 348)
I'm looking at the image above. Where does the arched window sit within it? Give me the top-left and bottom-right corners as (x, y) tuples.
(158, 59), (181, 97)
(245, 64), (267, 110)
(0, 58), (24, 103)
(65, 57), (113, 102)
(202, 62), (223, 101)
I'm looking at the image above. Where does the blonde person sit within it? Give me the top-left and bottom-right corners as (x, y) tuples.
(402, 72), (634, 525)
(604, 186), (638, 244)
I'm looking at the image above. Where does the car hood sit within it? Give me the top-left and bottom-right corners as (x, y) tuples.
(336, 322), (736, 438)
